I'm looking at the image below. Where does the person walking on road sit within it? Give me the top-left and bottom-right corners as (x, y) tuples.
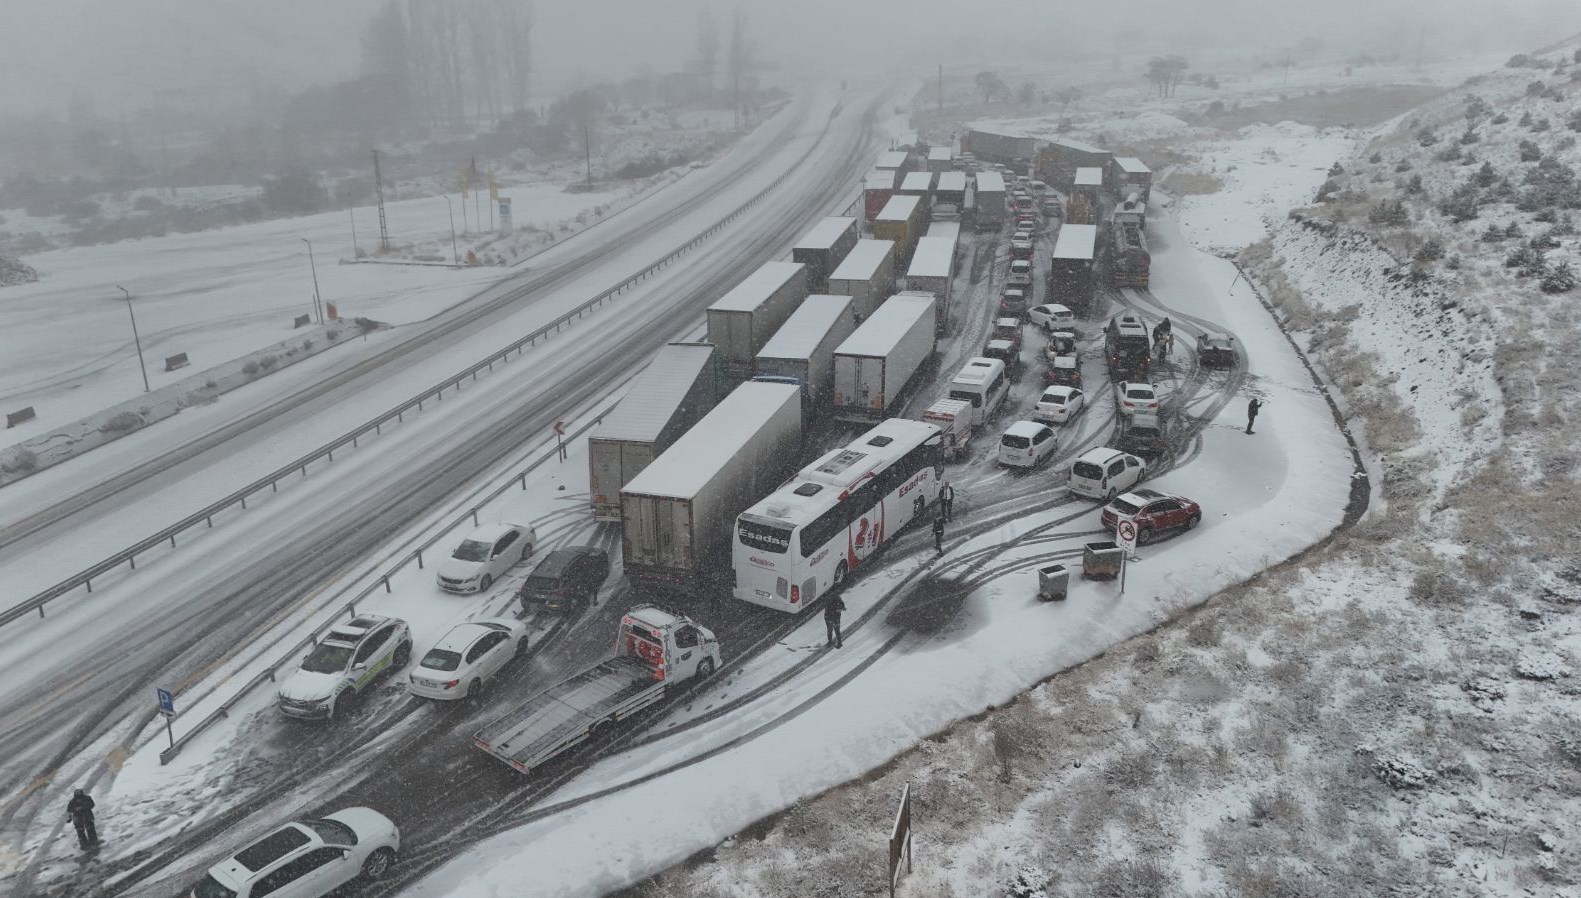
(67, 789), (98, 849)
(932, 515), (946, 554)
(824, 595), (846, 649)
(1246, 397), (1262, 434)
(940, 481), (955, 521)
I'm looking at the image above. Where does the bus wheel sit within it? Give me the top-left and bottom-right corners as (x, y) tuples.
(833, 562), (849, 589)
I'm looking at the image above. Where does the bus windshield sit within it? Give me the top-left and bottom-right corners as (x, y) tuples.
(737, 518), (793, 554)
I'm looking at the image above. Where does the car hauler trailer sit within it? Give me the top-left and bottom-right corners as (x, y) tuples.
(588, 342), (722, 522)
(831, 292), (937, 422)
(705, 261), (810, 381)
(754, 294), (857, 409)
(620, 381), (802, 593)
(826, 239), (896, 319)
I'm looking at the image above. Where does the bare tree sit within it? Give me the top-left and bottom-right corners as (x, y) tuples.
(975, 71), (1009, 105)
(1017, 81), (1037, 105)
(1145, 55), (1189, 97)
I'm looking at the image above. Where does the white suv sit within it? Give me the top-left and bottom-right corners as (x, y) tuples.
(1068, 447), (1146, 501)
(998, 421), (1058, 468)
(188, 807), (400, 898)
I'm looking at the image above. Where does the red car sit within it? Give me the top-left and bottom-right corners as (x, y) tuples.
(1099, 488), (1202, 544)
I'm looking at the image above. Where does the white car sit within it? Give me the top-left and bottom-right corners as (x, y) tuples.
(278, 615), (412, 720)
(436, 522), (537, 594)
(1028, 303), (1075, 331)
(188, 807), (400, 898)
(408, 618), (528, 701)
(1008, 259), (1033, 287)
(997, 420), (1058, 468)
(1069, 447), (1147, 501)
(1033, 385), (1085, 424)
(1115, 381), (1160, 417)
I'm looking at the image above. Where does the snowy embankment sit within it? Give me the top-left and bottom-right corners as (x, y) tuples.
(615, 55), (1581, 898)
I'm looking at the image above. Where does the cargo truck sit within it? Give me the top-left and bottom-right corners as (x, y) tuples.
(897, 170), (935, 199)
(588, 342), (722, 522)
(874, 194), (925, 267)
(473, 605), (720, 776)
(705, 261), (810, 381)
(754, 294), (857, 409)
(832, 291), (938, 422)
(905, 236), (955, 335)
(791, 216), (859, 292)
(1050, 223), (1098, 315)
(927, 145), (955, 173)
(864, 169), (898, 221)
(973, 170), (1007, 232)
(620, 381), (803, 593)
(827, 239), (896, 319)
(922, 398), (973, 461)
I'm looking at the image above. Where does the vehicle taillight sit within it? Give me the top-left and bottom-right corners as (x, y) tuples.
(654, 664), (666, 681)
(790, 585), (800, 604)
(444, 679), (460, 689)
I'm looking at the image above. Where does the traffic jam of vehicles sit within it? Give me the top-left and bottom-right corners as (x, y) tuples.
(229, 132), (1242, 895)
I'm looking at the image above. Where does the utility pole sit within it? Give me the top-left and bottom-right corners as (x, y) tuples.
(349, 206), (359, 258)
(582, 119), (592, 184)
(372, 149), (390, 253)
(117, 285), (150, 393)
(442, 195), (459, 264)
(299, 238), (323, 324)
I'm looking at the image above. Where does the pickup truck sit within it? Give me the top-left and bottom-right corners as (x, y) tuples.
(473, 605), (720, 775)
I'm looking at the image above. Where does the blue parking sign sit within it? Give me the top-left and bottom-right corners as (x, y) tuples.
(157, 687), (175, 717)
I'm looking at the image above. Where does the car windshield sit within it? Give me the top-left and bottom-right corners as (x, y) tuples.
(234, 826), (310, 872)
(302, 818), (358, 847)
(452, 539), (491, 562)
(1110, 498), (1143, 515)
(949, 389), (982, 407)
(1002, 435), (1031, 449)
(192, 874), (238, 898)
(738, 517), (792, 554)
(1072, 461), (1103, 480)
(301, 643), (355, 675)
(1127, 388), (1154, 400)
(419, 649), (462, 672)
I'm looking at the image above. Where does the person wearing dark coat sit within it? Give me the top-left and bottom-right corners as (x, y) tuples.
(67, 789), (98, 849)
(824, 595), (846, 648)
(932, 515), (946, 554)
(1246, 397), (1263, 434)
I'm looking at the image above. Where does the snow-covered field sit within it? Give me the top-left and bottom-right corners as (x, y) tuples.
(616, 49), (1581, 898)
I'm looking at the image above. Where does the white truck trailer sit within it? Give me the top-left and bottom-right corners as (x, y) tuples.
(791, 216), (859, 292)
(826, 239), (896, 319)
(973, 170), (1007, 232)
(473, 605), (721, 776)
(705, 261), (810, 381)
(620, 381), (803, 593)
(587, 342), (721, 522)
(831, 291), (938, 422)
(905, 236), (955, 335)
(754, 294), (857, 409)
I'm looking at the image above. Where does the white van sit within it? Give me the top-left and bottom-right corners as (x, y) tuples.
(947, 357), (1009, 428)
(1068, 447), (1146, 501)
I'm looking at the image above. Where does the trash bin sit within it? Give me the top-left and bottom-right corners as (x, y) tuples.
(1037, 563), (1069, 601)
(1082, 541), (1123, 581)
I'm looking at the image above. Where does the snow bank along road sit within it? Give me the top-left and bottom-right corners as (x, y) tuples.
(0, 92), (883, 879)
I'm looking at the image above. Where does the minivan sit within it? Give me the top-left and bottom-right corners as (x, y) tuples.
(519, 546), (611, 612)
(947, 357), (1009, 427)
(1068, 448), (1146, 500)
(998, 421), (1057, 468)
(1008, 259), (1033, 288)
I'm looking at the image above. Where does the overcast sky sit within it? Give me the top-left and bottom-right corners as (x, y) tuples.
(0, 0), (1577, 119)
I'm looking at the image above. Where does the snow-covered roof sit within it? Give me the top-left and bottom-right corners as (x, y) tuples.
(1045, 137), (1108, 155)
(935, 171), (968, 193)
(1114, 157), (1151, 175)
(795, 216), (856, 252)
(756, 295), (853, 362)
(876, 194), (923, 222)
(835, 293), (935, 358)
(621, 381), (800, 500)
(899, 171), (935, 193)
(928, 221), (961, 242)
(907, 237), (954, 280)
(927, 147), (953, 161)
(1074, 167), (1104, 187)
(742, 419), (940, 525)
(829, 239), (895, 283)
(1051, 224), (1098, 260)
(975, 171), (1006, 193)
(865, 169), (898, 191)
(708, 261), (806, 313)
(875, 150), (910, 171)
(592, 343), (717, 443)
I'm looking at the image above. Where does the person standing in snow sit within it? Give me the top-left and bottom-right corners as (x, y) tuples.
(824, 595), (846, 649)
(67, 789), (98, 849)
(933, 515), (946, 554)
(940, 481), (955, 521)
(1246, 397), (1262, 434)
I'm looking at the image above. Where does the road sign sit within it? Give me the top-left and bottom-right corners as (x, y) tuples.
(1116, 519), (1138, 552)
(156, 687), (175, 717)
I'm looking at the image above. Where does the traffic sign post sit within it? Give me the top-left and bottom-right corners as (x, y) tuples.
(156, 687), (176, 750)
(1115, 519), (1139, 595)
(554, 421), (567, 461)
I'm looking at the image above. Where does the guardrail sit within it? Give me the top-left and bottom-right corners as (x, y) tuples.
(158, 398), (620, 763)
(1, 132), (806, 631)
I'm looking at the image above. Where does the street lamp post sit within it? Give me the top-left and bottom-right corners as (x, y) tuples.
(442, 195), (459, 265)
(117, 285), (150, 393)
(299, 237), (323, 324)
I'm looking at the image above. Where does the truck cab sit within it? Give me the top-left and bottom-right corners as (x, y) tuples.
(619, 604), (721, 682)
